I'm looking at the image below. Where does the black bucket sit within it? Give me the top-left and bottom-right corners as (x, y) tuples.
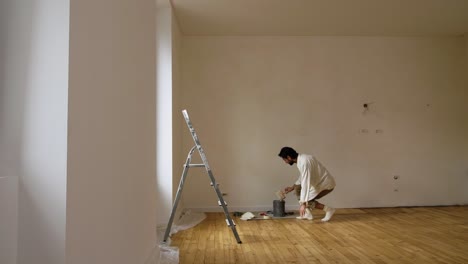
(273, 200), (285, 217)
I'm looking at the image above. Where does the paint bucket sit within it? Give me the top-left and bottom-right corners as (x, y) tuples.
(273, 200), (285, 217)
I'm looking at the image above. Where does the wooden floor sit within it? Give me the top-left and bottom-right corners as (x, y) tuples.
(170, 206), (468, 264)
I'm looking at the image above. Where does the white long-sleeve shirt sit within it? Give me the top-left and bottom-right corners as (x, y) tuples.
(295, 154), (336, 204)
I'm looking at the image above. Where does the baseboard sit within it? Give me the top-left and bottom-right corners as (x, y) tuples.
(186, 203), (468, 213)
(187, 205), (300, 212)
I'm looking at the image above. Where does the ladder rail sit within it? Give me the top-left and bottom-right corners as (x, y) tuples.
(162, 146), (197, 243)
(205, 168), (242, 243)
(163, 110), (242, 244)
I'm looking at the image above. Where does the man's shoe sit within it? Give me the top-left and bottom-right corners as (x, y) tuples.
(296, 208), (313, 220)
(321, 207), (335, 222)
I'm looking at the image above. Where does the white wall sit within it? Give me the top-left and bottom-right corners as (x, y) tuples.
(66, 0), (157, 263)
(155, 7), (174, 226)
(181, 36), (468, 210)
(171, 9), (185, 218)
(0, 1), (69, 263)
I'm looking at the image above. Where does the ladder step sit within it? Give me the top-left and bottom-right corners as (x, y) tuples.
(225, 219), (236, 226)
(188, 164), (205, 168)
(210, 182), (219, 187)
(218, 200), (227, 206)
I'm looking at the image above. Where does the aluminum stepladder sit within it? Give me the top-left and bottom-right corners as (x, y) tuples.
(163, 109), (242, 244)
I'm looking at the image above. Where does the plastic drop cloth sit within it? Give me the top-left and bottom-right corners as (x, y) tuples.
(157, 210), (206, 264)
(159, 245), (179, 264)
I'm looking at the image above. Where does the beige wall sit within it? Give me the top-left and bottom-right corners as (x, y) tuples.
(465, 34), (468, 202)
(67, 0), (157, 263)
(181, 36), (468, 210)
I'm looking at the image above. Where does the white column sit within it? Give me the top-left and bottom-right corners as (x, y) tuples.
(66, 0), (158, 263)
(156, 6), (174, 226)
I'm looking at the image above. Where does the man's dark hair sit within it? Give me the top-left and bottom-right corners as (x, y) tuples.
(278, 147), (298, 159)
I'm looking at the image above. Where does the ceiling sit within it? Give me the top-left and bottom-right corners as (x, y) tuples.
(171, 0), (468, 36)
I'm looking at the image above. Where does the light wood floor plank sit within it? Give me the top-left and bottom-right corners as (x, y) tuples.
(171, 206), (468, 264)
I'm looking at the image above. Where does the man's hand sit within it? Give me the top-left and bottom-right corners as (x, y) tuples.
(299, 203), (306, 217)
(284, 186), (295, 194)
